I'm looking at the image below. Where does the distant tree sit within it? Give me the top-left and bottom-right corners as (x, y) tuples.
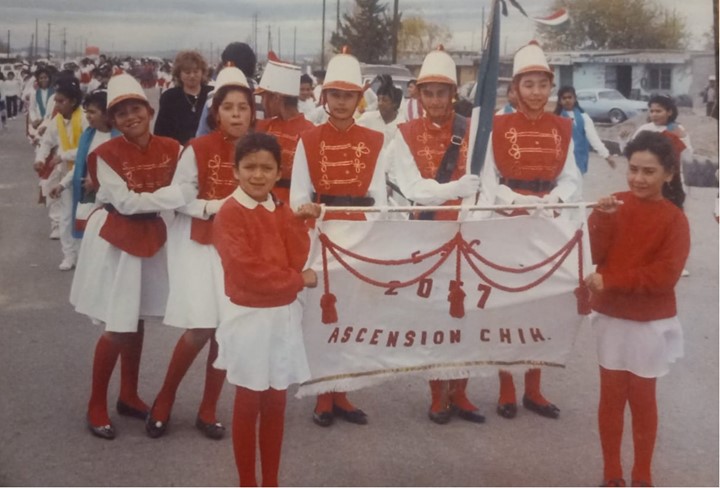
(537, 0), (690, 50)
(398, 16), (452, 55)
(330, 0), (393, 63)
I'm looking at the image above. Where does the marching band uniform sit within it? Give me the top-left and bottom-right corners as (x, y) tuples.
(214, 182), (313, 486)
(35, 99), (87, 269)
(290, 52), (387, 427)
(479, 41), (582, 420)
(254, 60), (315, 204)
(387, 48), (484, 424)
(146, 68), (253, 440)
(70, 74), (192, 439)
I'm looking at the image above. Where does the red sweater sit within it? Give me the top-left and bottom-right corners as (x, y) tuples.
(213, 195), (311, 308)
(588, 191), (690, 321)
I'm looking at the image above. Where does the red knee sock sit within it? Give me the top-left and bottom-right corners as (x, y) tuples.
(332, 391), (357, 411)
(628, 374), (657, 485)
(88, 334), (122, 426)
(197, 336), (226, 424)
(233, 386), (261, 487)
(259, 388), (287, 487)
(599, 367), (629, 482)
(498, 370), (517, 405)
(314, 393), (333, 414)
(524, 368), (550, 405)
(429, 380), (449, 413)
(118, 321), (148, 412)
(449, 378), (477, 411)
(153, 330), (206, 422)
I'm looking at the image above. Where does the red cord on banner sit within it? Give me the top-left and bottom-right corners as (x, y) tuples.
(317, 229), (588, 321)
(574, 230), (592, 315)
(320, 239), (339, 324)
(448, 280), (466, 318)
(448, 238), (466, 318)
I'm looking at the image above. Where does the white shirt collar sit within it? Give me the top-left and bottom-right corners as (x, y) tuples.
(231, 186), (276, 212)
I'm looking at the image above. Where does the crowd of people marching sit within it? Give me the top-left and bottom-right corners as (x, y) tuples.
(12, 39), (695, 487)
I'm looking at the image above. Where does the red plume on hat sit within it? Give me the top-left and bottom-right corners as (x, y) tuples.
(111, 66), (124, 76)
(341, 45), (351, 54)
(267, 50), (280, 62)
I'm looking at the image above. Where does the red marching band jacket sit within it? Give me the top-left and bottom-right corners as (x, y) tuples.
(301, 122), (384, 221)
(90, 136), (179, 257)
(256, 114), (315, 204)
(491, 112), (573, 197)
(188, 130), (238, 244)
(398, 113), (470, 220)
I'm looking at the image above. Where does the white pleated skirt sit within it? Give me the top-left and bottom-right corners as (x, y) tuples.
(164, 214), (229, 329)
(592, 312), (684, 378)
(69, 208), (170, 333)
(214, 299), (311, 392)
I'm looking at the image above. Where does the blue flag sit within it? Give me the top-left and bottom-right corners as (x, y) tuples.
(469, 0), (502, 175)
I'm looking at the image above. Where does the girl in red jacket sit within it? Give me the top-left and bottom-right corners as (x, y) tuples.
(586, 130), (690, 488)
(213, 132), (319, 487)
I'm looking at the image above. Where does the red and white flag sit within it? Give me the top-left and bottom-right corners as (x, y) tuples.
(533, 8), (570, 26)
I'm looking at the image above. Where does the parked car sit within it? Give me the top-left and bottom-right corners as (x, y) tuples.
(360, 63), (414, 97)
(575, 88), (648, 124)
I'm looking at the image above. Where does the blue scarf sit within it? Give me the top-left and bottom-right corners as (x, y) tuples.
(562, 107), (589, 174)
(35, 87), (54, 118)
(71, 127), (120, 238)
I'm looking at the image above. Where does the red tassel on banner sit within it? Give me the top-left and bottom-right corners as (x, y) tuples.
(574, 285), (592, 315)
(320, 293), (339, 324)
(448, 281), (466, 318)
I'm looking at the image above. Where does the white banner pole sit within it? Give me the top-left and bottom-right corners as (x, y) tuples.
(320, 201), (607, 214)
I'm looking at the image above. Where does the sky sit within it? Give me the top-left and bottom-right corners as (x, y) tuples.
(1, 0), (714, 63)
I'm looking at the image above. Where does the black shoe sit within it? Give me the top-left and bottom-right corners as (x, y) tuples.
(428, 408), (452, 424)
(87, 417), (116, 440)
(332, 405), (368, 425)
(195, 417), (225, 440)
(145, 404), (170, 438)
(522, 395), (560, 419)
(116, 400), (148, 420)
(600, 478), (626, 487)
(312, 410), (334, 427)
(496, 403), (517, 419)
(452, 405), (486, 423)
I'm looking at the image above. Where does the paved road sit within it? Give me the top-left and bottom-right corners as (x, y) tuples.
(0, 104), (717, 486)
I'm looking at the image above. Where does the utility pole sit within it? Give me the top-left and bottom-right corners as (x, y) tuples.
(278, 27), (281, 59)
(62, 28), (67, 61)
(321, 0), (326, 67)
(34, 19), (38, 61)
(253, 13), (258, 54)
(7, 30), (10, 59)
(391, 0), (399, 64)
(293, 27), (297, 64)
(46, 23), (51, 58)
(336, 0), (340, 32)
(29, 34), (34, 61)
(267, 25), (272, 54)
(481, 6), (485, 48)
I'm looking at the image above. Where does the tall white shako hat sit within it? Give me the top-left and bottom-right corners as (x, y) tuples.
(107, 73), (148, 111)
(209, 66), (250, 95)
(417, 46), (457, 86)
(512, 40), (554, 80)
(322, 48), (363, 92)
(256, 54), (301, 97)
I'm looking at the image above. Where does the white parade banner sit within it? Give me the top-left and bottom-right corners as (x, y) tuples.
(296, 213), (591, 397)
